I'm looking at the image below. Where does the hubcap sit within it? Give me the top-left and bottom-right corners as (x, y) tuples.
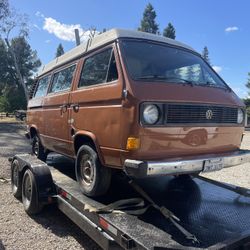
(80, 154), (94, 186)
(24, 174), (32, 202)
(33, 139), (39, 156)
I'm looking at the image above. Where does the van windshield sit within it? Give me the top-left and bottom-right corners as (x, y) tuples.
(121, 40), (227, 88)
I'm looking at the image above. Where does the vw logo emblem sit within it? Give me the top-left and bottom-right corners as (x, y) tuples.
(206, 110), (213, 119)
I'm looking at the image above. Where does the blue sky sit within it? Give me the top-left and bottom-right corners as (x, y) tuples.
(10, 0), (250, 98)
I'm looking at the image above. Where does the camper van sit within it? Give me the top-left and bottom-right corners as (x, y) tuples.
(27, 29), (249, 197)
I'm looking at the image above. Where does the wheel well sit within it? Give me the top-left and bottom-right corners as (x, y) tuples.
(74, 135), (96, 154)
(30, 127), (37, 138)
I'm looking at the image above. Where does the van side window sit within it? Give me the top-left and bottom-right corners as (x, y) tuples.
(79, 49), (118, 88)
(34, 75), (50, 98)
(107, 52), (118, 82)
(50, 65), (76, 93)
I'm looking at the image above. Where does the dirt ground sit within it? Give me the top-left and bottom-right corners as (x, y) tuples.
(0, 123), (100, 250)
(0, 123), (250, 250)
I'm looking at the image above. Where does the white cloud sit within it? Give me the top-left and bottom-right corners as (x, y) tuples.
(225, 26), (239, 32)
(42, 16), (98, 42)
(212, 66), (222, 73)
(45, 39), (51, 43)
(35, 11), (45, 18)
(43, 17), (83, 42)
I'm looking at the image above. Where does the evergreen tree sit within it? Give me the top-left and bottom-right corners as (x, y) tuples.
(201, 46), (211, 65)
(138, 3), (159, 34)
(0, 0), (9, 21)
(55, 43), (64, 57)
(0, 37), (41, 111)
(163, 22), (176, 39)
(246, 72), (250, 96)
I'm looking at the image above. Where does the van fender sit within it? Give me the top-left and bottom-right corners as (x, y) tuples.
(29, 124), (39, 138)
(73, 130), (105, 166)
(12, 154), (55, 203)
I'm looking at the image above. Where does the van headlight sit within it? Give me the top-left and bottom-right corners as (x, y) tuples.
(143, 104), (159, 124)
(237, 109), (244, 124)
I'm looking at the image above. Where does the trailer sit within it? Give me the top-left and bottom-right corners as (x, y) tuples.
(10, 153), (250, 249)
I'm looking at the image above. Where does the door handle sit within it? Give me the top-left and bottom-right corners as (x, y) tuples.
(59, 104), (68, 115)
(70, 104), (79, 112)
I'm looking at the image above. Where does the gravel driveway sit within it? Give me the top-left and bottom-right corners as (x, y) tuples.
(1, 123), (250, 250)
(0, 123), (100, 250)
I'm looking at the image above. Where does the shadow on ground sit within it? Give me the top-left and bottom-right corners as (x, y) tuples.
(0, 240), (5, 250)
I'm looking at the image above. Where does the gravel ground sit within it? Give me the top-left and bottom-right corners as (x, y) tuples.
(201, 131), (250, 188)
(0, 123), (100, 250)
(1, 123), (250, 250)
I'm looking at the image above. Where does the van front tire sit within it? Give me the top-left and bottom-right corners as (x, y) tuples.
(75, 145), (111, 197)
(32, 135), (47, 162)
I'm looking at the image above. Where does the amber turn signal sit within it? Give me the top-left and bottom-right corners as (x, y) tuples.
(126, 137), (140, 150)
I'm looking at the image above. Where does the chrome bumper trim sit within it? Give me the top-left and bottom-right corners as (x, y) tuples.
(124, 150), (250, 177)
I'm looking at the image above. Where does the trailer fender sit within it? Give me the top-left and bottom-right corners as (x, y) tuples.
(12, 154), (55, 203)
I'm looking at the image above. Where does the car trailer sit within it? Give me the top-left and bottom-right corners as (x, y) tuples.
(10, 153), (250, 250)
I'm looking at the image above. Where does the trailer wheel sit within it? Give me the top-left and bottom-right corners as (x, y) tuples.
(32, 135), (47, 162)
(11, 159), (22, 198)
(75, 145), (111, 197)
(22, 169), (43, 215)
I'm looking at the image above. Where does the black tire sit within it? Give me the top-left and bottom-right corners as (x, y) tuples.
(11, 159), (22, 198)
(22, 169), (43, 215)
(32, 135), (47, 162)
(75, 145), (111, 197)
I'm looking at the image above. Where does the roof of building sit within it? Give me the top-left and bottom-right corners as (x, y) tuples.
(40, 28), (196, 76)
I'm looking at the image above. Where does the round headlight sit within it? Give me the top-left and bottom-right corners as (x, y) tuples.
(237, 108), (244, 124)
(143, 104), (159, 124)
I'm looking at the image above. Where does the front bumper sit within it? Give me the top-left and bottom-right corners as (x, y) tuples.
(124, 149), (250, 178)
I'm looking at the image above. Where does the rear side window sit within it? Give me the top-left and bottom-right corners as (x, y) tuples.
(79, 49), (118, 88)
(50, 65), (76, 93)
(34, 75), (50, 98)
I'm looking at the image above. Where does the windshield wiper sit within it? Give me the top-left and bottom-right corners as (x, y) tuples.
(200, 81), (231, 91)
(136, 75), (194, 86)
(163, 77), (194, 86)
(136, 75), (168, 80)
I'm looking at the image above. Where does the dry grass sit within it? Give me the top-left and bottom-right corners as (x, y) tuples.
(0, 117), (21, 123)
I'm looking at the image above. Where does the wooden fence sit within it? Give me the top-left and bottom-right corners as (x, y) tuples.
(0, 112), (15, 119)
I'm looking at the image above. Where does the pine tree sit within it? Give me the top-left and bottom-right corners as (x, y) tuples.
(138, 3), (159, 34)
(201, 46), (210, 65)
(163, 23), (176, 39)
(246, 72), (250, 95)
(55, 43), (64, 58)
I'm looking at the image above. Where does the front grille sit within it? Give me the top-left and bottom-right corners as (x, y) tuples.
(166, 104), (238, 124)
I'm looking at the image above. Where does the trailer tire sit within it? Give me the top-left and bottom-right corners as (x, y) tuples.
(11, 159), (22, 198)
(75, 145), (111, 197)
(32, 135), (47, 162)
(22, 169), (43, 215)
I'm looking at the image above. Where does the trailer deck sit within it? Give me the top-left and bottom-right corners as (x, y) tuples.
(11, 154), (250, 249)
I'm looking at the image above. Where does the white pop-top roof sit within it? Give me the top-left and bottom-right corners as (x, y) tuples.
(40, 28), (196, 76)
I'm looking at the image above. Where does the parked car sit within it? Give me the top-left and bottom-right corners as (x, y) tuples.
(14, 110), (26, 121)
(26, 29), (249, 197)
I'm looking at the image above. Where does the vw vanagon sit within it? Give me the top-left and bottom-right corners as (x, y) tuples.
(27, 29), (250, 197)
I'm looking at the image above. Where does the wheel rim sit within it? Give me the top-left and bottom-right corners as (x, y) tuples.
(23, 174), (32, 205)
(80, 153), (94, 186)
(11, 162), (18, 192)
(33, 138), (39, 156)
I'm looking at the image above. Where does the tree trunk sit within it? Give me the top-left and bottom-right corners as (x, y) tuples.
(5, 38), (29, 103)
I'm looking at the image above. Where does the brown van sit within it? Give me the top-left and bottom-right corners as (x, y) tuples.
(27, 29), (250, 197)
